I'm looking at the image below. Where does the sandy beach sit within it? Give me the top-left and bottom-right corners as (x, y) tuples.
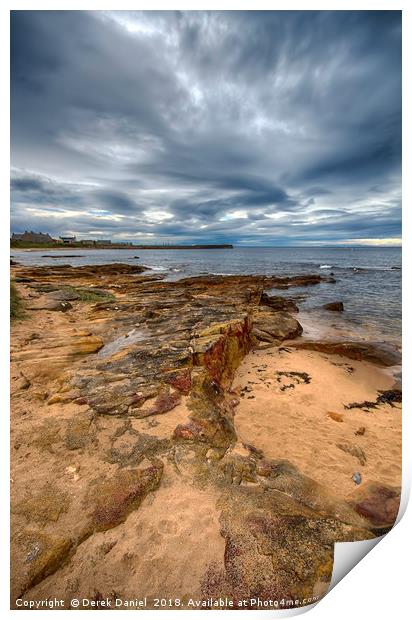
(10, 263), (401, 609)
(233, 348), (401, 498)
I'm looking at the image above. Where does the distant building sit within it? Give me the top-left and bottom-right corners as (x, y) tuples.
(95, 239), (112, 245)
(11, 231), (55, 244)
(59, 236), (77, 244)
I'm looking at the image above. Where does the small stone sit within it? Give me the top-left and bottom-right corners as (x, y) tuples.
(327, 411), (344, 422)
(65, 465), (80, 482)
(352, 472), (362, 485)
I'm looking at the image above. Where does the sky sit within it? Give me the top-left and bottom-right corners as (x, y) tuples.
(10, 10), (402, 246)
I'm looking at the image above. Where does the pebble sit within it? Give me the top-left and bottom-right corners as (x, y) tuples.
(352, 472), (362, 485)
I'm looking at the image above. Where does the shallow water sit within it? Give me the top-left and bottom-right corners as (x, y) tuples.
(11, 246), (401, 347)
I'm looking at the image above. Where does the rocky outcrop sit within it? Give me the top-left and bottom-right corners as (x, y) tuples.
(174, 370), (237, 449)
(291, 340), (401, 367)
(322, 301), (344, 311)
(202, 490), (372, 606)
(192, 316), (252, 385)
(179, 273), (333, 289)
(260, 292), (299, 312)
(251, 309), (303, 345)
(15, 262), (149, 280)
(199, 448), (373, 606)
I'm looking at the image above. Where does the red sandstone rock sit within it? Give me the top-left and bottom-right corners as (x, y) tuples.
(348, 482), (401, 528)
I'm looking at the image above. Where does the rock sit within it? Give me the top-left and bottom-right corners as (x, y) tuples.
(252, 458), (367, 526)
(29, 300), (73, 312)
(19, 262), (148, 280)
(220, 443), (259, 485)
(327, 411), (344, 422)
(13, 375), (31, 393)
(109, 431), (169, 466)
(260, 293), (299, 312)
(255, 458), (275, 478)
(70, 335), (104, 355)
(13, 530), (72, 593)
(47, 392), (77, 405)
(47, 290), (81, 301)
(348, 482), (401, 528)
(88, 460), (163, 531)
(337, 442), (367, 466)
(64, 465), (80, 482)
(201, 484), (372, 606)
(32, 390), (49, 402)
(206, 447), (223, 462)
(322, 301), (344, 311)
(192, 317), (251, 384)
(291, 340), (401, 367)
(173, 419), (210, 442)
(251, 309), (303, 344)
(14, 488), (70, 524)
(48, 290), (80, 301)
(163, 368), (192, 394)
(180, 273), (331, 289)
(12, 267), (328, 421)
(131, 389), (181, 418)
(41, 254), (85, 258)
(355, 426), (366, 436)
(64, 414), (94, 450)
(352, 472), (362, 485)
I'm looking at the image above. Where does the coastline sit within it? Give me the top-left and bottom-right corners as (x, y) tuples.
(11, 244), (234, 251)
(10, 246), (402, 349)
(10, 263), (401, 608)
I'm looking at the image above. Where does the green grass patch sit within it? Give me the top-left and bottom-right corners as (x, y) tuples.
(10, 282), (25, 320)
(63, 286), (115, 303)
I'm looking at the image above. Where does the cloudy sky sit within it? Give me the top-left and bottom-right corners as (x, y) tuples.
(11, 10), (401, 246)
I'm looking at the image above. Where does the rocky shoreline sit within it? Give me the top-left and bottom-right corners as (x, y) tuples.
(10, 263), (401, 609)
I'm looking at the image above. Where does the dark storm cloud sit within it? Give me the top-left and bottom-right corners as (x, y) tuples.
(10, 10), (401, 244)
(91, 190), (140, 214)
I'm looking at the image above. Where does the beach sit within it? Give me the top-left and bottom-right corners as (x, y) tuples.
(10, 260), (401, 609)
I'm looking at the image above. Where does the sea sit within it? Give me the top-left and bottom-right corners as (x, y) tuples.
(11, 246), (401, 348)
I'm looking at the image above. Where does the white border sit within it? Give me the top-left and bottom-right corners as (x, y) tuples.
(1, 2), (410, 619)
